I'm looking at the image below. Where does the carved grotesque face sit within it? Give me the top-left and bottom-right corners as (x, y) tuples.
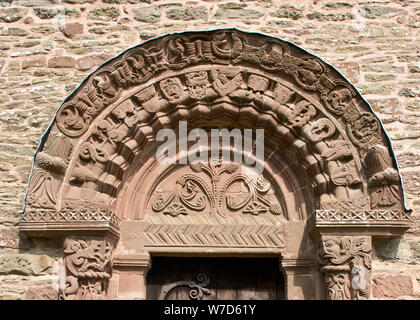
(273, 83), (293, 104)
(248, 74), (269, 92)
(92, 72), (115, 98)
(185, 71), (208, 100)
(352, 114), (379, 142)
(321, 237), (341, 259)
(289, 100), (316, 127)
(160, 78), (183, 103)
(326, 88), (351, 115)
(305, 118), (336, 143)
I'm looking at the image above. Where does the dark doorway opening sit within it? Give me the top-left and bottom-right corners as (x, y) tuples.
(146, 257), (285, 300)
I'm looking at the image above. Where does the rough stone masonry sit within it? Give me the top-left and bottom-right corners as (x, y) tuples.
(0, 0), (419, 299)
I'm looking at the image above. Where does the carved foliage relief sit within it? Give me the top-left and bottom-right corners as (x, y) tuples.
(150, 161), (284, 218)
(60, 237), (115, 300)
(25, 30), (404, 213)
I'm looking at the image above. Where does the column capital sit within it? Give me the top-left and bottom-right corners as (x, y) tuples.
(318, 235), (372, 300)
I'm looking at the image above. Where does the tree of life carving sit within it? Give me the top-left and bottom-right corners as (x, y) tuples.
(151, 161), (283, 218)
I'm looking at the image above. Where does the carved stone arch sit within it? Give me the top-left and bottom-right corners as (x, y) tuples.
(20, 29), (411, 300)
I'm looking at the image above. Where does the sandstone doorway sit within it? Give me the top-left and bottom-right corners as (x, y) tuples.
(146, 257), (285, 300)
(21, 29), (411, 300)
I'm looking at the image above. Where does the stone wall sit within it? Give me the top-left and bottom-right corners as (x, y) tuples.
(0, 0), (419, 299)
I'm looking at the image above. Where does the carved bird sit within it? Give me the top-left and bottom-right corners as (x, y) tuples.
(168, 38), (186, 63)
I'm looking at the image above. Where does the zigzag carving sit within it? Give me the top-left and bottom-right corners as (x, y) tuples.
(143, 215), (285, 248)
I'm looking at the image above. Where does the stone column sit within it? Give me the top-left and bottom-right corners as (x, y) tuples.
(59, 236), (116, 300)
(113, 253), (151, 300)
(319, 235), (372, 300)
(281, 258), (319, 300)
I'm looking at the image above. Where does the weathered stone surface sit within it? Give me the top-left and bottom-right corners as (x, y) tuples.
(269, 9), (302, 20)
(365, 74), (396, 82)
(14, 40), (41, 48)
(361, 56), (393, 64)
(399, 88), (417, 97)
(323, 2), (354, 10)
(62, 0), (94, 3)
(0, 8), (28, 23)
(0, 27), (29, 36)
(25, 285), (58, 300)
(33, 8), (80, 19)
(397, 152), (420, 169)
(88, 7), (120, 21)
(397, 55), (420, 63)
(401, 171), (420, 195)
(307, 12), (352, 21)
(374, 239), (418, 264)
(361, 65), (404, 73)
(76, 56), (96, 70)
(333, 61), (360, 83)
(0, 254), (53, 275)
(219, 2), (247, 9)
(103, 0), (151, 3)
(14, 0), (59, 6)
(0, 228), (18, 249)
(335, 45), (370, 53)
(0, 285), (26, 300)
(409, 64), (420, 73)
(372, 274), (413, 298)
(167, 6), (208, 21)
(0, 0), (417, 301)
(30, 25), (57, 34)
(47, 57), (76, 68)
(368, 98), (401, 114)
(358, 84), (393, 95)
(133, 6), (161, 23)
(61, 23), (83, 38)
(361, 6), (408, 19)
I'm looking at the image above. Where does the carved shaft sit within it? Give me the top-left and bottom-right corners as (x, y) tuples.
(60, 236), (116, 300)
(319, 235), (372, 300)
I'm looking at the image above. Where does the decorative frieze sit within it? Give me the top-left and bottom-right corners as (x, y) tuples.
(315, 209), (411, 223)
(19, 209), (121, 236)
(144, 214), (285, 250)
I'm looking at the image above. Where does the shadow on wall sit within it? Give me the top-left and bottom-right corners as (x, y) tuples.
(374, 238), (419, 265)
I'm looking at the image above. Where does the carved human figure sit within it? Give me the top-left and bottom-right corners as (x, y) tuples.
(209, 69), (245, 97)
(364, 145), (401, 209)
(304, 118), (363, 203)
(27, 134), (73, 208)
(227, 74), (288, 115)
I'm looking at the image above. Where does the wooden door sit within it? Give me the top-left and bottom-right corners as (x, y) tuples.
(146, 257), (284, 300)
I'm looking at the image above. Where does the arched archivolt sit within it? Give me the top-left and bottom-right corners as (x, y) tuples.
(23, 28), (408, 224)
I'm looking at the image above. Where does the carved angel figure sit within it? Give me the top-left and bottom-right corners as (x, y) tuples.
(26, 135), (73, 208)
(364, 145), (401, 209)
